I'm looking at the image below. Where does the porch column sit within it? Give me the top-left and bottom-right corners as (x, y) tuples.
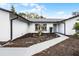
(64, 21), (66, 35)
(57, 23), (59, 32)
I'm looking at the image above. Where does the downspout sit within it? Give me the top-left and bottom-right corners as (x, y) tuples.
(10, 17), (18, 41)
(10, 20), (12, 40)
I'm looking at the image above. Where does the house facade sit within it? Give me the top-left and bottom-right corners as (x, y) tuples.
(28, 17), (78, 35)
(0, 8), (79, 41)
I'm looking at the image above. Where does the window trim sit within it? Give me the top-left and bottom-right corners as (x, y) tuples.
(35, 23), (47, 31)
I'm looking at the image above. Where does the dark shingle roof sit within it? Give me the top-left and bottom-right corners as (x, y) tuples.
(28, 18), (65, 23)
(29, 15), (79, 23)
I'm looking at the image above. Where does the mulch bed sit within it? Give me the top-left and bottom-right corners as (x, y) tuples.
(33, 36), (79, 56)
(0, 42), (7, 45)
(3, 33), (59, 47)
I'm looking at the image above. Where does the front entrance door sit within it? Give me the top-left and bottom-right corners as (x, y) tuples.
(49, 27), (53, 33)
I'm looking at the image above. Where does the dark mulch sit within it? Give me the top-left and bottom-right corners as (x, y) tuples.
(3, 33), (59, 47)
(0, 42), (7, 45)
(34, 36), (79, 56)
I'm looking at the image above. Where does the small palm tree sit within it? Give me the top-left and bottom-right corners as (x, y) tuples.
(38, 24), (43, 36)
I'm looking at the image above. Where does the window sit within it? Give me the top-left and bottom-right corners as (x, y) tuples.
(35, 24), (47, 31)
(42, 24), (47, 31)
(35, 24), (40, 31)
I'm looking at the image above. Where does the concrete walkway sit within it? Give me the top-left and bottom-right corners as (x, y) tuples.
(0, 33), (69, 56)
(26, 33), (69, 56)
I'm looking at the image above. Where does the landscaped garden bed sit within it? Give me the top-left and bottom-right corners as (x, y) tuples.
(33, 35), (79, 56)
(3, 33), (59, 47)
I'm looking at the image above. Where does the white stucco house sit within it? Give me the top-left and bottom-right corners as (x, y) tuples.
(0, 8), (79, 41)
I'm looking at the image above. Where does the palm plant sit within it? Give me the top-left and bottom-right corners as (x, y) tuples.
(38, 24), (43, 36)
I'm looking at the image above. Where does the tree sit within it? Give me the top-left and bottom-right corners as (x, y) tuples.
(11, 5), (16, 13)
(39, 16), (44, 18)
(18, 12), (45, 19)
(25, 12), (41, 19)
(72, 12), (79, 16)
(18, 13), (26, 17)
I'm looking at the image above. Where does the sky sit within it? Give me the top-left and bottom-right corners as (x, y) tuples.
(0, 3), (79, 18)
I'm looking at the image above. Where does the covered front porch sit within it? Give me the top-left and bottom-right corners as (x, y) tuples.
(52, 21), (66, 35)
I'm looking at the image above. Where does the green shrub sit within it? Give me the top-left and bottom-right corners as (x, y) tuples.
(74, 22), (79, 30)
(74, 22), (79, 33)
